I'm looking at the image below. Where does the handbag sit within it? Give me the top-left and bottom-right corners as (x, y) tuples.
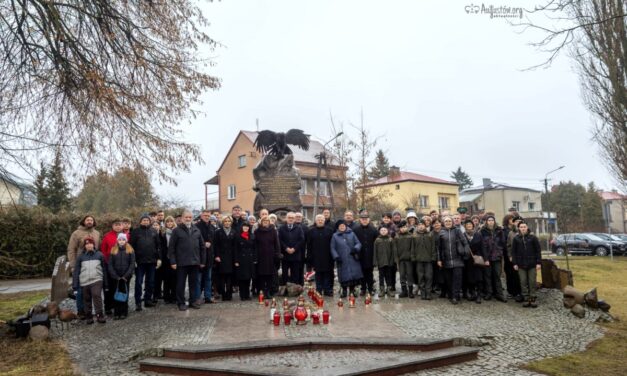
(114, 279), (128, 302)
(470, 249), (485, 267)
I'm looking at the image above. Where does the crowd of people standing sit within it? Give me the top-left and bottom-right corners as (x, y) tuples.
(67, 205), (543, 323)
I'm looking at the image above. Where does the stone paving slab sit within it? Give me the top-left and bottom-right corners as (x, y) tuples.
(48, 284), (604, 376)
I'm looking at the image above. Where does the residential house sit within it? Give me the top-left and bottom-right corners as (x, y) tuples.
(204, 130), (347, 220)
(0, 172), (36, 207)
(355, 166), (460, 215)
(460, 178), (554, 234)
(599, 190), (626, 233)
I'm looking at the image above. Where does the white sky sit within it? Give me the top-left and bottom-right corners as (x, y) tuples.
(152, 0), (619, 208)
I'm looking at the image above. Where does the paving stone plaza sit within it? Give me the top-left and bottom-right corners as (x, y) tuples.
(50, 285), (603, 375)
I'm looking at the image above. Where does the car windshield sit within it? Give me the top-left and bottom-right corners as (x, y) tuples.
(584, 234), (604, 241)
(593, 233), (611, 240)
(609, 235), (622, 241)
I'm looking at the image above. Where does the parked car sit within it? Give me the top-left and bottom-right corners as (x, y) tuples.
(550, 233), (624, 256)
(588, 233), (627, 255)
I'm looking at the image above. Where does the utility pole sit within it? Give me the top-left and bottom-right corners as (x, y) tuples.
(544, 165), (565, 266)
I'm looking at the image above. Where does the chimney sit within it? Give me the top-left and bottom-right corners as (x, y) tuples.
(482, 178), (493, 189)
(389, 166), (401, 179)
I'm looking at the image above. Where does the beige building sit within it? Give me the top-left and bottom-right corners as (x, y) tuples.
(460, 178), (553, 234)
(205, 131), (347, 220)
(355, 167), (460, 214)
(599, 190), (626, 233)
(0, 172), (36, 207)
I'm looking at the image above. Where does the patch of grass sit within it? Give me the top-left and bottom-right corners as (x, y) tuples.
(0, 335), (74, 376)
(0, 291), (74, 376)
(525, 257), (627, 376)
(0, 291), (48, 322)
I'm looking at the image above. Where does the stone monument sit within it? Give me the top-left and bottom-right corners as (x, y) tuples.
(252, 129), (310, 215)
(51, 255), (70, 304)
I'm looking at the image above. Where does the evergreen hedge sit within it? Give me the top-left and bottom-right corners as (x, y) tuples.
(0, 206), (181, 279)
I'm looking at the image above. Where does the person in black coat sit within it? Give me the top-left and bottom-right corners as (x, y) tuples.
(214, 216), (237, 301)
(352, 211), (379, 296)
(278, 212), (305, 285)
(196, 211), (216, 303)
(254, 217), (281, 298)
(130, 214), (161, 310)
(167, 211), (205, 311)
(511, 222), (542, 308)
(480, 215), (507, 302)
(108, 238), (136, 320)
(234, 222), (257, 300)
(462, 220), (486, 304)
(306, 215), (335, 296)
(159, 217), (177, 304)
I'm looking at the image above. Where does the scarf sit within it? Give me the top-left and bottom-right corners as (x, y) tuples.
(241, 231), (249, 240)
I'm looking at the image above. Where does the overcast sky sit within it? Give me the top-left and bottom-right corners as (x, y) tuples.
(154, 0), (618, 208)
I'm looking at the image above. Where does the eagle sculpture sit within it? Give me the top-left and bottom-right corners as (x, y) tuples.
(253, 129), (310, 159)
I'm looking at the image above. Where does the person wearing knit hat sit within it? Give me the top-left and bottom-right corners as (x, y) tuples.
(73, 233), (108, 324)
(479, 215), (507, 302)
(130, 213), (161, 311)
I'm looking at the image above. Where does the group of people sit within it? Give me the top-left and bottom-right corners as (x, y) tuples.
(67, 205), (543, 323)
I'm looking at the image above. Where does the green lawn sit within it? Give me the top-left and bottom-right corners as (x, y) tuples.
(525, 256), (627, 376)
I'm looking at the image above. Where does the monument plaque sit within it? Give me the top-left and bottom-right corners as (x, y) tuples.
(252, 129), (310, 214)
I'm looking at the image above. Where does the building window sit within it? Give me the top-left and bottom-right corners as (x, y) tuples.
(512, 201), (520, 211)
(302, 208), (308, 220)
(314, 180), (329, 196)
(395, 184), (400, 190)
(227, 184), (236, 200)
(419, 195), (429, 208)
(300, 179), (307, 195)
(528, 202), (535, 211)
(438, 196), (450, 209)
(238, 155), (246, 168)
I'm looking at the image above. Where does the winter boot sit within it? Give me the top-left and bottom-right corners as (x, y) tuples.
(408, 286), (415, 299)
(522, 299), (532, 308)
(530, 298), (538, 308)
(399, 286), (408, 298)
(475, 294), (482, 304)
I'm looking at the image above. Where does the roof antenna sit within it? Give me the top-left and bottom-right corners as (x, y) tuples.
(256, 118), (259, 132)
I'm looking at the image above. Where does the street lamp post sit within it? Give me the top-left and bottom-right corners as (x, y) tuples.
(544, 165), (565, 265)
(314, 132), (343, 217)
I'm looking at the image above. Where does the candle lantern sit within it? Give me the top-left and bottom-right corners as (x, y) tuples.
(365, 293), (372, 306)
(294, 296), (308, 325)
(337, 298), (344, 308)
(322, 310), (330, 324)
(271, 298), (277, 308)
(283, 310), (292, 325)
(269, 308), (276, 322)
(283, 298), (289, 310)
(264, 299), (270, 307)
(272, 309), (280, 326)
(258, 291), (264, 305)
(349, 294), (356, 308)
(312, 312), (320, 325)
(317, 296), (324, 309)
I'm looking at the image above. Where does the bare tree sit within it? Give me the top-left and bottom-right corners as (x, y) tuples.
(351, 109), (383, 209)
(0, 0), (220, 183)
(520, 1), (626, 189)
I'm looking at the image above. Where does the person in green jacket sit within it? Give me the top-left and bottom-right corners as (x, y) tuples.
(412, 220), (437, 300)
(374, 226), (395, 295)
(394, 221), (415, 298)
